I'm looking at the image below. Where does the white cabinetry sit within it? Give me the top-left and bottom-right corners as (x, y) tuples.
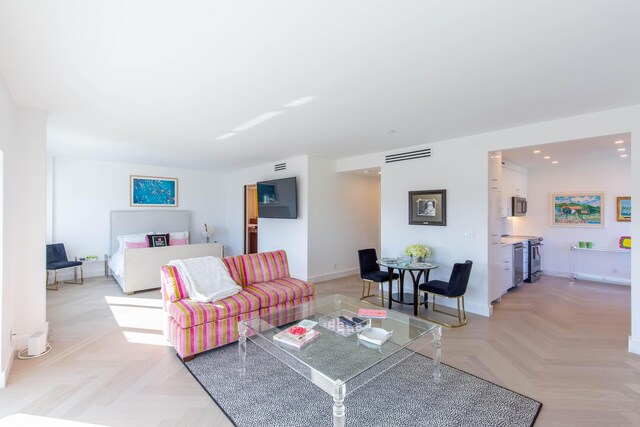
(488, 152), (502, 192)
(500, 245), (513, 295)
(501, 164), (528, 216)
(488, 152), (504, 303)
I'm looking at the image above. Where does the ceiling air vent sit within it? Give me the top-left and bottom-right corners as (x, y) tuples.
(385, 148), (431, 164)
(274, 162), (286, 171)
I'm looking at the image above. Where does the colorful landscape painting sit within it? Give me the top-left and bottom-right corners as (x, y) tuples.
(551, 192), (604, 227)
(617, 196), (631, 222)
(130, 175), (178, 207)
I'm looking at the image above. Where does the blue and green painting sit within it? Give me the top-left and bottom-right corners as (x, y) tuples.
(619, 198), (631, 220)
(553, 193), (602, 225)
(132, 177), (177, 206)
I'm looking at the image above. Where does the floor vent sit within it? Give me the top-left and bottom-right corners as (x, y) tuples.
(385, 148), (431, 163)
(274, 162), (286, 171)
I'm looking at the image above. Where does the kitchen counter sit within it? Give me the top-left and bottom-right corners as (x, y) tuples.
(500, 236), (530, 246)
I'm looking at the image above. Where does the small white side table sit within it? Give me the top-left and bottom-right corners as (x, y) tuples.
(75, 254), (110, 277)
(570, 245), (631, 284)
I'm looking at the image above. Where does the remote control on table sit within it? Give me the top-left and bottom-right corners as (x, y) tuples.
(352, 317), (366, 324)
(338, 316), (356, 327)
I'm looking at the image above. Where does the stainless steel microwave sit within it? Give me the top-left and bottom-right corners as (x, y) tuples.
(512, 197), (527, 216)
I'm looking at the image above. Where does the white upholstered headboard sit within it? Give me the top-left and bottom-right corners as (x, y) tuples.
(110, 210), (191, 255)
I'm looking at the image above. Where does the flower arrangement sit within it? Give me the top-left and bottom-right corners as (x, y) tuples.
(404, 244), (431, 259)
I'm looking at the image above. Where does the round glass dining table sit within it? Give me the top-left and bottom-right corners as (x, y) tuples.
(377, 259), (439, 316)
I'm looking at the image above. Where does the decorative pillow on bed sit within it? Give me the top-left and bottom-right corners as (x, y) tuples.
(170, 237), (188, 246)
(125, 241), (149, 249)
(147, 233), (170, 247)
(169, 231), (189, 240)
(119, 233), (150, 250)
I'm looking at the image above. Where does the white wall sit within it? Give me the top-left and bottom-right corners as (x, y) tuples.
(515, 157), (631, 283)
(50, 157), (226, 277)
(340, 105), (640, 357)
(0, 71), (47, 387)
(379, 143), (490, 315)
(224, 155), (309, 279)
(307, 157), (380, 282)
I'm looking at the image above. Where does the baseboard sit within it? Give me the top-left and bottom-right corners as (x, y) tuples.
(629, 336), (640, 355)
(308, 268), (359, 283)
(544, 270), (630, 286)
(429, 297), (491, 317)
(0, 341), (16, 388)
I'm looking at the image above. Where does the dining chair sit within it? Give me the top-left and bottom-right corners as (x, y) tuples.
(46, 243), (84, 290)
(417, 260), (472, 327)
(357, 248), (399, 307)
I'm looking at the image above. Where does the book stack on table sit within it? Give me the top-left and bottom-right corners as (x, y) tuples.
(273, 322), (320, 349)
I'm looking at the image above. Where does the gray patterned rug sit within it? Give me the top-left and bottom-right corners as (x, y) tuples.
(183, 341), (541, 427)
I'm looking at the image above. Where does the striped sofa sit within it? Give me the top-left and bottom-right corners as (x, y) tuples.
(161, 250), (315, 360)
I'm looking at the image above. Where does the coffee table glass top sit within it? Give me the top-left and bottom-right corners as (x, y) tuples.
(239, 294), (440, 395)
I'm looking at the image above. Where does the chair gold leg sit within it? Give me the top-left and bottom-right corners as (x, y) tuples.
(418, 293), (468, 327)
(46, 271), (58, 290)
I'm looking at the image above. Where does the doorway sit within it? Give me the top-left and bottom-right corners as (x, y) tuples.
(244, 184), (258, 254)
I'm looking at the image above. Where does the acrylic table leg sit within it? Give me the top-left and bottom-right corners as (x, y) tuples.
(432, 325), (442, 383)
(238, 322), (247, 374)
(332, 381), (346, 427)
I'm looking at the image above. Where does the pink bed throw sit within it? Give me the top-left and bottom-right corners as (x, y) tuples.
(168, 256), (241, 303)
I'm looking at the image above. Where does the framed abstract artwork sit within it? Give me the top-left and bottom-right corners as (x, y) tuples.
(130, 175), (178, 207)
(408, 189), (446, 226)
(616, 196), (631, 222)
(550, 192), (604, 227)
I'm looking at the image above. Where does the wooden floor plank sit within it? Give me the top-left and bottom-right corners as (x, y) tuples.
(0, 274), (638, 426)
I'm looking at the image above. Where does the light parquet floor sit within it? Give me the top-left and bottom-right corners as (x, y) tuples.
(0, 274), (639, 426)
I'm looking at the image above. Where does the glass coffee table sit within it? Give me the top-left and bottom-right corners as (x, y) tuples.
(238, 294), (442, 427)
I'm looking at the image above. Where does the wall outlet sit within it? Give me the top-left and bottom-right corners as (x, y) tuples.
(333, 262), (338, 270)
(463, 228), (476, 239)
(612, 268), (618, 274)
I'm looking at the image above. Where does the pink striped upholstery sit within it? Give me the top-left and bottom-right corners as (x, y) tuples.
(167, 310), (259, 358)
(222, 257), (243, 286)
(162, 250), (315, 359)
(244, 277), (314, 307)
(231, 250), (290, 286)
(160, 265), (189, 302)
(168, 291), (260, 328)
(259, 296), (315, 321)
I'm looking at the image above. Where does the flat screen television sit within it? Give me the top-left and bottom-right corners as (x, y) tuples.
(257, 177), (298, 219)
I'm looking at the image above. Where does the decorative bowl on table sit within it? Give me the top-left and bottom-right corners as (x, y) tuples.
(357, 327), (393, 346)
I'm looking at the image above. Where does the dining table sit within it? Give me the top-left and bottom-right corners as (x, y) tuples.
(377, 258), (440, 316)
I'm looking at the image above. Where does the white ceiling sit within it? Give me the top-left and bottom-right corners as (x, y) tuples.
(502, 133), (632, 169)
(1, 1), (640, 172)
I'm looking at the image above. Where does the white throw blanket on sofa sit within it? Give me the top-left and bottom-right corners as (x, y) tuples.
(168, 256), (241, 303)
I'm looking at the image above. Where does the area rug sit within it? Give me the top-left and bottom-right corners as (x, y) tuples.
(183, 341), (542, 427)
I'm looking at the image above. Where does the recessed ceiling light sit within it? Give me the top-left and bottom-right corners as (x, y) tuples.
(617, 148), (626, 152)
(282, 96), (318, 108)
(614, 140), (624, 144)
(533, 150), (541, 154)
(620, 154), (628, 158)
(233, 111), (284, 132)
(543, 156), (551, 159)
(216, 132), (237, 140)
(551, 160), (558, 164)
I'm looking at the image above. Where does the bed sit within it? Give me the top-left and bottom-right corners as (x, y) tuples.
(109, 210), (224, 294)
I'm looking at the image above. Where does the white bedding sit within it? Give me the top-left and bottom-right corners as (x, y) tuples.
(168, 256), (240, 303)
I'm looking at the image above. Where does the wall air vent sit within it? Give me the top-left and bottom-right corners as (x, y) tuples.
(385, 148), (431, 164)
(274, 162), (286, 171)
